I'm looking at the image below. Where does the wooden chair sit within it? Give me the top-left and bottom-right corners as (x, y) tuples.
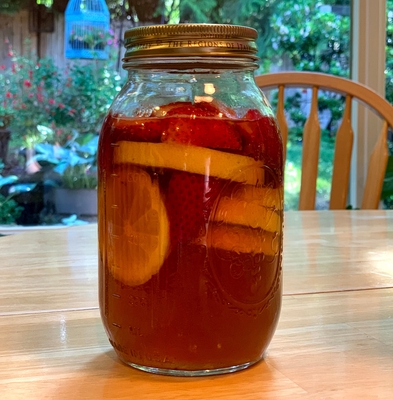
(255, 71), (393, 210)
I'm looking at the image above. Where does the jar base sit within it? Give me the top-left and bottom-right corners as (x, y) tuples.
(125, 360), (260, 376)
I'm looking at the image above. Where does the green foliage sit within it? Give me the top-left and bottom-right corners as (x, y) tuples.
(175, 0), (279, 70)
(0, 42), (123, 149)
(60, 61), (123, 137)
(0, 194), (23, 224)
(0, 163), (22, 225)
(68, 26), (113, 50)
(381, 156), (393, 200)
(179, 0), (216, 22)
(382, 153), (393, 209)
(269, 1), (350, 75)
(33, 131), (98, 190)
(60, 164), (98, 189)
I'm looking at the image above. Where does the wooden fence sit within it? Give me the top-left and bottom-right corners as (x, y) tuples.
(1, 10), (65, 68)
(0, 10), (129, 71)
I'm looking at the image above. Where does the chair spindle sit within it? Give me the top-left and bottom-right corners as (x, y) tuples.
(299, 86), (321, 210)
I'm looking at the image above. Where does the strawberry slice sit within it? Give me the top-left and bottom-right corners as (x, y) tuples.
(110, 114), (164, 142)
(165, 171), (223, 246)
(151, 102), (191, 117)
(162, 101), (242, 150)
(237, 109), (284, 183)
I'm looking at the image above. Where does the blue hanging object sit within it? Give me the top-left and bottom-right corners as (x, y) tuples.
(65, 0), (110, 60)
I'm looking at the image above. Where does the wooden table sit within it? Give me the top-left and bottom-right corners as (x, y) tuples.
(1, 211), (392, 399)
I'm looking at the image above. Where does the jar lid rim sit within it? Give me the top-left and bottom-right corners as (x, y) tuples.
(124, 24), (258, 41)
(123, 23), (259, 65)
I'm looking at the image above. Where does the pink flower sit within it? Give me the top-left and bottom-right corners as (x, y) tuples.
(68, 109), (76, 116)
(6, 92), (12, 99)
(24, 79), (32, 88)
(107, 39), (113, 45)
(58, 103), (65, 109)
(28, 70), (33, 79)
(28, 93), (34, 98)
(0, 65), (5, 70)
(21, 104), (26, 109)
(37, 93), (43, 103)
(48, 99), (56, 105)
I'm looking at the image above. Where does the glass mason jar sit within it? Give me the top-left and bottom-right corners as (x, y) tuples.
(98, 24), (283, 376)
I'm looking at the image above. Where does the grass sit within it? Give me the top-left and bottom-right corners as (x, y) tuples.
(284, 137), (335, 210)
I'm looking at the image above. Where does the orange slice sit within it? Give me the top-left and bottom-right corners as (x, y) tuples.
(206, 183), (283, 256)
(211, 185), (283, 233)
(109, 167), (169, 286)
(113, 141), (264, 185)
(207, 225), (280, 256)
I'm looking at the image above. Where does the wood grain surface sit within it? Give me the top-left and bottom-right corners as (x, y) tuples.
(1, 210), (392, 399)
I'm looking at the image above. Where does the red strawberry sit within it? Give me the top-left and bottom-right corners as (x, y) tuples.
(151, 101), (193, 117)
(206, 99), (238, 119)
(164, 100), (236, 118)
(110, 114), (164, 142)
(165, 171), (223, 246)
(162, 101), (242, 150)
(237, 109), (284, 183)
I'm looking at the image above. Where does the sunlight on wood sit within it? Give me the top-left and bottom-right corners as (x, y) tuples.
(330, 95), (354, 209)
(276, 85), (288, 162)
(362, 121), (389, 209)
(299, 86), (320, 210)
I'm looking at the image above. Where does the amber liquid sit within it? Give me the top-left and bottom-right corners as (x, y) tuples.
(98, 108), (283, 373)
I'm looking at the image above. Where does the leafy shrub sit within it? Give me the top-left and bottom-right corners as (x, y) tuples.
(0, 162), (22, 224)
(0, 194), (23, 224)
(0, 41), (124, 150)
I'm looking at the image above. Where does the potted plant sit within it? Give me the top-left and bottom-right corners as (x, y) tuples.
(54, 162), (98, 216)
(33, 132), (98, 216)
(69, 27), (113, 51)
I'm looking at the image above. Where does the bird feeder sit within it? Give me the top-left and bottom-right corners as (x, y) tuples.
(65, 0), (110, 59)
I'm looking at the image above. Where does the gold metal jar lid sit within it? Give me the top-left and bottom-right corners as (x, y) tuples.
(123, 24), (259, 65)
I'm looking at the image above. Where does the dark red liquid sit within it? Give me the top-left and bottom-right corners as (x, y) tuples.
(98, 102), (283, 372)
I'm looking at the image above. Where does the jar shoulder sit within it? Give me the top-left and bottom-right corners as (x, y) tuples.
(110, 71), (273, 119)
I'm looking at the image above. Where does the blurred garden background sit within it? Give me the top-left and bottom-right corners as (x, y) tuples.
(0, 0), (392, 226)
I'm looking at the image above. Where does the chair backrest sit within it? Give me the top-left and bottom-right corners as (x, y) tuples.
(255, 71), (393, 210)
